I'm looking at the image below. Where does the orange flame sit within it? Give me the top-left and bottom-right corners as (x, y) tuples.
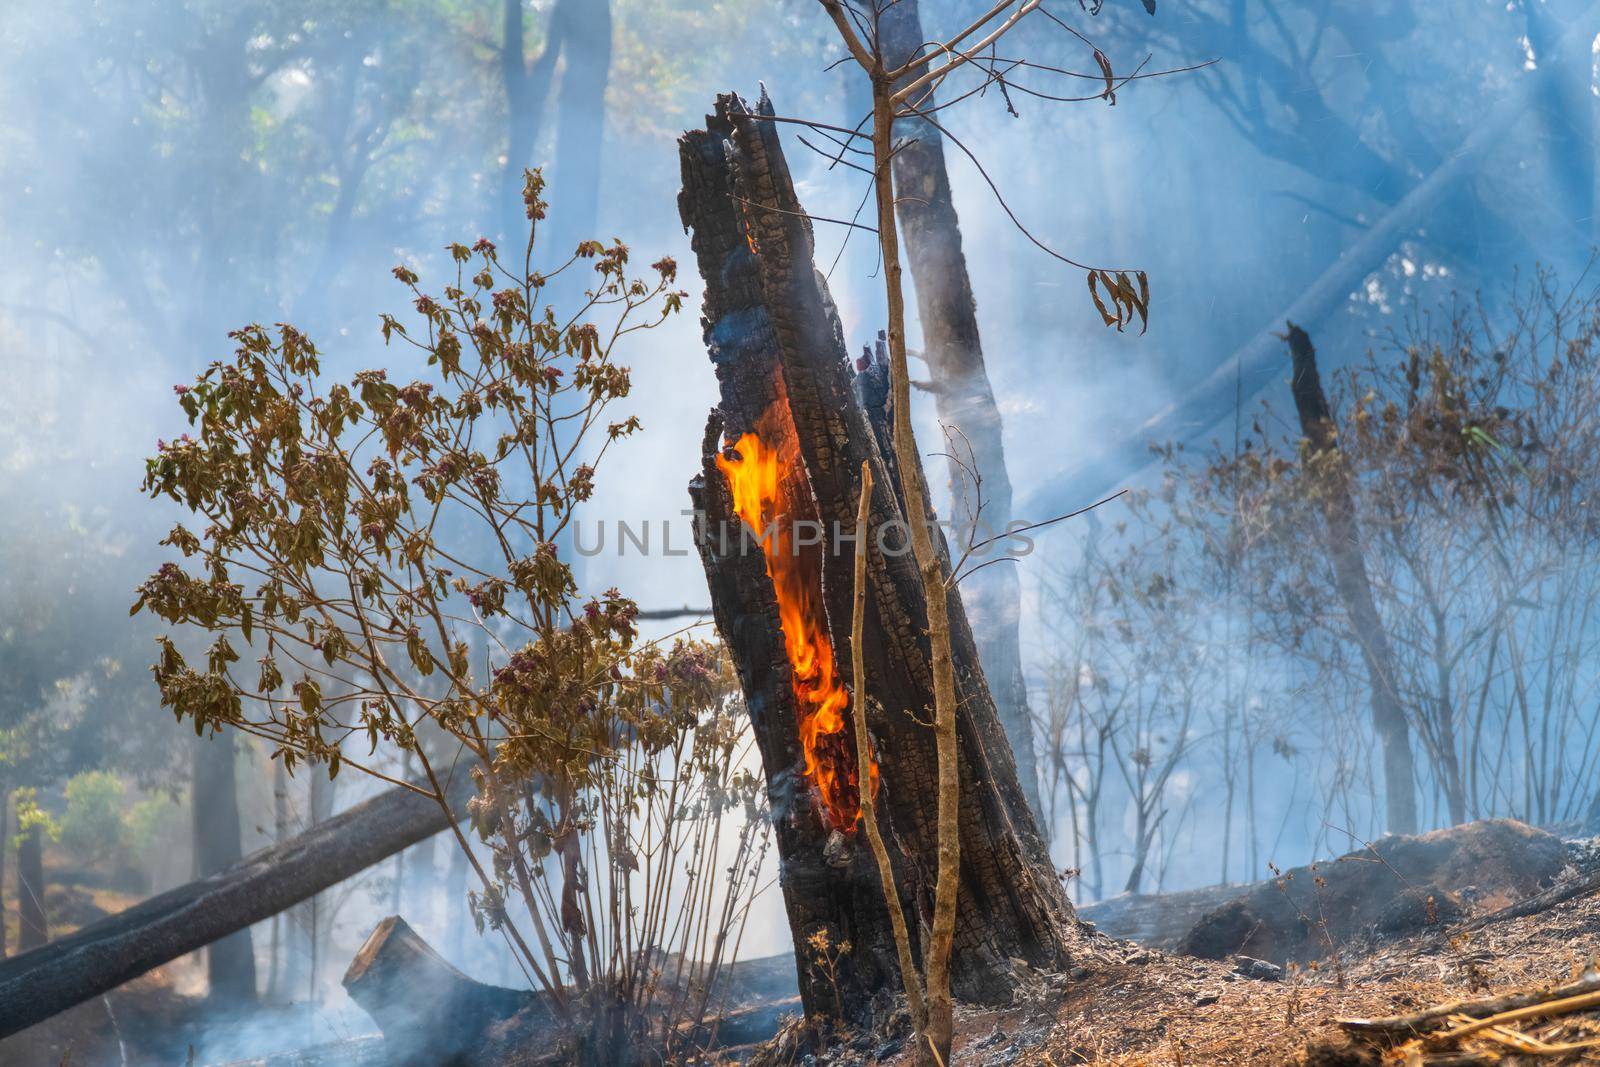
(716, 399), (876, 833)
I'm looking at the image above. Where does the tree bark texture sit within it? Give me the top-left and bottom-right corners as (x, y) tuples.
(877, 0), (1047, 839)
(0, 772), (473, 1039)
(679, 90), (1085, 1021)
(1284, 324), (1420, 835)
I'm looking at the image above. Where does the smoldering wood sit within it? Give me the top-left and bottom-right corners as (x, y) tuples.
(0, 771), (474, 1039)
(341, 917), (799, 1066)
(1079, 820), (1597, 954)
(342, 915), (549, 1067)
(1019, 1), (1600, 525)
(1463, 866), (1600, 932)
(1074, 883), (1254, 951)
(1177, 819), (1566, 965)
(680, 89), (1089, 1022)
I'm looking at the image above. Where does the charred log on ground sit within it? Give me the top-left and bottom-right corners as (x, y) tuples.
(0, 772), (473, 1039)
(1178, 819), (1567, 965)
(343, 916), (551, 1067)
(680, 89), (1090, 1023)
(342, 917), (799, 1067)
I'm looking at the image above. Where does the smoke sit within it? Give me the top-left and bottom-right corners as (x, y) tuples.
(4, 0), (1599, 1058)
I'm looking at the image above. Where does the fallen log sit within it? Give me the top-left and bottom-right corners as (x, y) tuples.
(1340, 968), (1600, 1038)
(1463, 866), (1600, 932)
(0, 770), (473, 1039)
(1020, 0), (1600, 522)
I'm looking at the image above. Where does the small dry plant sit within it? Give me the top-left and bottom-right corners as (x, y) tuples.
(135, 170), (771, 1062)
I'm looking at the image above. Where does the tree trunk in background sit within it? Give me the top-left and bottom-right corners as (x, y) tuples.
(546, 0), (611, 258)
(0, 786), (8, 959)
(681, 91), (1090, 1023)
(305, 771), (337, 1003)
(878, 0), (1047, 838)
(17, 821), (46, 952)
(446, 832), (470, 965)
(267, 758), (290, 1001)
(390, 752), (413, 917)
(192, 734), (256, 1000)
(499, 0), (563, 243)
(1284, 325), (1420, 835)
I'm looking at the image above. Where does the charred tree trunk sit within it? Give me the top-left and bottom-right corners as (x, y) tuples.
(680, 91), (1088, 1023)
(877, 0), (1047, 838)
(194, 733), (257, 1001)
(1285, 324), (1420, 835)
(17, 820), (46, 953)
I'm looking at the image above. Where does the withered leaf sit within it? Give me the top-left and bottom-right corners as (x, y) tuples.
(1094, 49), (1116, 105)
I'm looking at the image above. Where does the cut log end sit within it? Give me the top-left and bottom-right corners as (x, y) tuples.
(342, 916), (543, 1067)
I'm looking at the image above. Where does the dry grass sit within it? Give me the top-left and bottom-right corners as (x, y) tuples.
(998, 879), (1600, 1066)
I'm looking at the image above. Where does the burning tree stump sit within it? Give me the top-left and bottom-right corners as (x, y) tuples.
(681, 90), (1088, 1022)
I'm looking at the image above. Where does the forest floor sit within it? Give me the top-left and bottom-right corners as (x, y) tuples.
(930, 845), (1600, 1065)
(9, 832), (1600, 1065)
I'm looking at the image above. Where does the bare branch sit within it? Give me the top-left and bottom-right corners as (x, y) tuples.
(891, 0), (1042, 108)
(817, 0), (877, 71)
(887, 0), (1026, 81)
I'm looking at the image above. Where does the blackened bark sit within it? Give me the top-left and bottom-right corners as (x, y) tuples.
(680, 91), (1087, 1021)
(877, 0), (1047, 840)
(193, 734), (257, 1001)
(17, 821), (46, 952)
(1285, 324), (1419, 835)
